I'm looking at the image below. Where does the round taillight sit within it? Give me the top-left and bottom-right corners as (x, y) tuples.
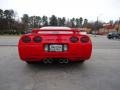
(22, 36), (31, 43)
(33, 36), (42, 43)
(70, 36), (79, 43)
(80, 36), (89, 43)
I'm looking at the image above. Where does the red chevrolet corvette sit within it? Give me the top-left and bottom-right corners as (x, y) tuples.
(18, 27), (92, 64)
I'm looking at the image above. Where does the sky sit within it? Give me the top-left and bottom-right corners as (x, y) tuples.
(0, 0), (120, 22)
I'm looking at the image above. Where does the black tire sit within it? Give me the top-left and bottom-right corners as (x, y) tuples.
(108, 37), (111, 39)
(107, 35), (112, 39)
(26, 61), (35, 64)
(75, 60), (85, 64)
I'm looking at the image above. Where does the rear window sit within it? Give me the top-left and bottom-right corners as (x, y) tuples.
(40, 26), (71, 30)
(38, 31), (73, 34)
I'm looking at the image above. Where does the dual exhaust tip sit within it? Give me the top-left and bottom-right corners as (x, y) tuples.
(43, 58), (69, 64)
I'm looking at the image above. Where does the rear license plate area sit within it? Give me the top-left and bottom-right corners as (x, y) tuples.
(49, 44), (63, 52)
(44, 44), (68, 52)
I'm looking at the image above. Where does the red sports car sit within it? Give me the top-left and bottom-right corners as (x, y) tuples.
(18, 27), (92, 64)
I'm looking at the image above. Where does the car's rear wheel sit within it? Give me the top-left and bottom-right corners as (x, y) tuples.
(26, 61), (35, 64)
(75, 60), (85, 64)
(107, 35), (112, 39)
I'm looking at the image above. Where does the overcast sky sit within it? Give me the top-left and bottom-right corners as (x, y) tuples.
(0, 0), (120, 22)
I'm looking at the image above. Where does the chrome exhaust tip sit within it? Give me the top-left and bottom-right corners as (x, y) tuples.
(59, 59), (69, 64)
(59, 59), (64, 64)
(43, 58), (53, 64)
(47, 58), (53, 63)
(64, 59), (69, 63)
(43, 59), (48, 64)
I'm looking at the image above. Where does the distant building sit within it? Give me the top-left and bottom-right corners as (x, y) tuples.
(97, 23), (115, 35)
(76, 28), (92, 34)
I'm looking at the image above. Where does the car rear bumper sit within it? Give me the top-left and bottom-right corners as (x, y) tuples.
(18, 44), (92, 62)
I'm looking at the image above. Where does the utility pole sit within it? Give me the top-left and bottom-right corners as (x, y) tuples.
(94, 17), (98, 37)
(118, 17), (120, 32)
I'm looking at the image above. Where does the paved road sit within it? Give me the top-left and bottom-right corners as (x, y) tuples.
(0, 36), (19, 46)
(0, 36), (120, 90)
